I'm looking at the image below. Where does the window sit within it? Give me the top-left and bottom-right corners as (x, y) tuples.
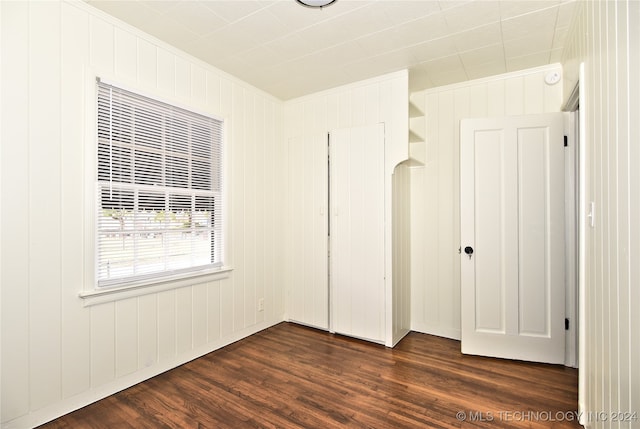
(96, 79), (224, 288)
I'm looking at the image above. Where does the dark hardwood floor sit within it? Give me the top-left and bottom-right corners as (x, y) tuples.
(39, 322), (580, 428)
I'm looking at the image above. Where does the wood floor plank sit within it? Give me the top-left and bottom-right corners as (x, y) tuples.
(38, 323), (580, 428)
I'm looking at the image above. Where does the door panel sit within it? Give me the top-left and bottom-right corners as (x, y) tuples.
(460, 113), (565, 364)
(287, 134), (328, 330)
(330, 124), (385, 343)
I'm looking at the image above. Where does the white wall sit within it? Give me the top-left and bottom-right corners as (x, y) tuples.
(283, 71), (411, 346)
(0, 1), (286, 427)
(562, 1), (640, 426)
(410, 65), (564, 340)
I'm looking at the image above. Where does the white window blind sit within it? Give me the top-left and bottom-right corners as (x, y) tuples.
(96, 79), (224, 288)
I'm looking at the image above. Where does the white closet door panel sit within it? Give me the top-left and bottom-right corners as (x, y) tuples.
(287, 134), (328, 329)
(330, 124), (385, 343)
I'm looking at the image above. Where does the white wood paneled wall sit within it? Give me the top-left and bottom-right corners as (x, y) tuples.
(392, 163), (412, 345)
(410, 65), (563, 340)
(283, 71), (411, 347)
(0, 2), (285, 427)
(562, 1), (640, 426)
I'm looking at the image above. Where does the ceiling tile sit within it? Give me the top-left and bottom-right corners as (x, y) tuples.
(504, 32), (554, 58)
(409, 68), (433, 92)
(200, 1), (266, 23)
(230, 9), (292, 44)
(87, 0), (160, 30)
(417, 53), (465, 74)
(506, 51), (551, 72)
(138, 0), (183, 15)
(451, 22), (502, 52)
(392, 12), (450, 46)
(442, 1), (501, 33)
(464, 59), (507, 80)
(501, 6), (558, 41)
(343, 49), (418, 81)
(428, 67), (469, 87)
(85, 0), (580, 99)
(549, 47), (564, 63)
(499, 0), (559, 20)
(377, 0), (441, 26)
(167, 2), (229, 36)
(557, 1), (578, 27)
(459, 43), (504, 68)
(407, 37), (457, 63)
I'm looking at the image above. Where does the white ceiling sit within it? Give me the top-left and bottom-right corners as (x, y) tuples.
(87, 0), (578, 100)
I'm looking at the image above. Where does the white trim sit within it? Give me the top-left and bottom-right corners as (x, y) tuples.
(564, 111), (578, 368)
(79, 266), (233, 306)
(83, 72), (231, 303)
(577, 62), (587, 426)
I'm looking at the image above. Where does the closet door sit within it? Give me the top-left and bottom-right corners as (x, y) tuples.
(287, 134), (329, 330)
(330, 124), (385, 343)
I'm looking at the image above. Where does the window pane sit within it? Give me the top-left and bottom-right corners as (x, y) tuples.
(96, 80), (224, 287)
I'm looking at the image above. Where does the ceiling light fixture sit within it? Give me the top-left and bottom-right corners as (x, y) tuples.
(296, 0), (337, 8)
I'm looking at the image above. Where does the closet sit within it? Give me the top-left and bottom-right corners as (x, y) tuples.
(287, 124), (386, 344)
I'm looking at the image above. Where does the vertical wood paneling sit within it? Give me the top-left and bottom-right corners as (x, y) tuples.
(505, 76), (524, 115)
(91, 303), (115, 387)
(29, 1), (62, 411)
(191, 65), (206, 108)
(2, 1), (286, 426)
(175, 56), (190, 99)
(205, 72), (221, 114)
(562, 0), (640, 425)
(263, 101), (276, 323)
(254, 98), (266, 325)
(207, 281), (221, 342)
(115, 299), (138, 377)
(412, 66), (563, 340)
(60, 1), (91, 399)
(137, 38), (156, 88)
(89, 15), (113, 72)
(524, 74), (544, 114)
(231, 85), (246, 331)
(487, 80), (505, 117)
(157, 290), (177, 361)
(244, 92), (257, 327)
(114, 28), (136, 80)
(628, 0), (640, 421)
(1, 1), (30, 420)
(175, 287), (194, 355)
(157, 50), (175, 94)
(176, 288), (193, 354)
(192, 283), (208, 348)
(137, 294), (157, 369)
(283, 72), (409, 345)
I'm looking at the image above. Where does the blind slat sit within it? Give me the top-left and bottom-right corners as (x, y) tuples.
(96, 80), (224, 287)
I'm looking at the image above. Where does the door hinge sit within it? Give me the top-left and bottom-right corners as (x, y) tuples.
(565, 318), (570, 330)
(564, 135), (568, 147)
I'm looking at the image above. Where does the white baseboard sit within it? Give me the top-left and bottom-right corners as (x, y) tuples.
(3, 319), (283, 429)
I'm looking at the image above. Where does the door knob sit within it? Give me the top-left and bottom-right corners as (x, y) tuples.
(464, 246), (474, 259)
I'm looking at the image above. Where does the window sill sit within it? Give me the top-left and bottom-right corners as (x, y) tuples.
(79, 266), (233, 307)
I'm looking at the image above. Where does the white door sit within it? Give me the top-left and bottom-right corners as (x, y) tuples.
(460, 113), (565, 364)
(287, 134), (329, 330)
(330, 124), (385, 343)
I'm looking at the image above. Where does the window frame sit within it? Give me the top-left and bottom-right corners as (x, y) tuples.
(80, 76), (231, 306)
